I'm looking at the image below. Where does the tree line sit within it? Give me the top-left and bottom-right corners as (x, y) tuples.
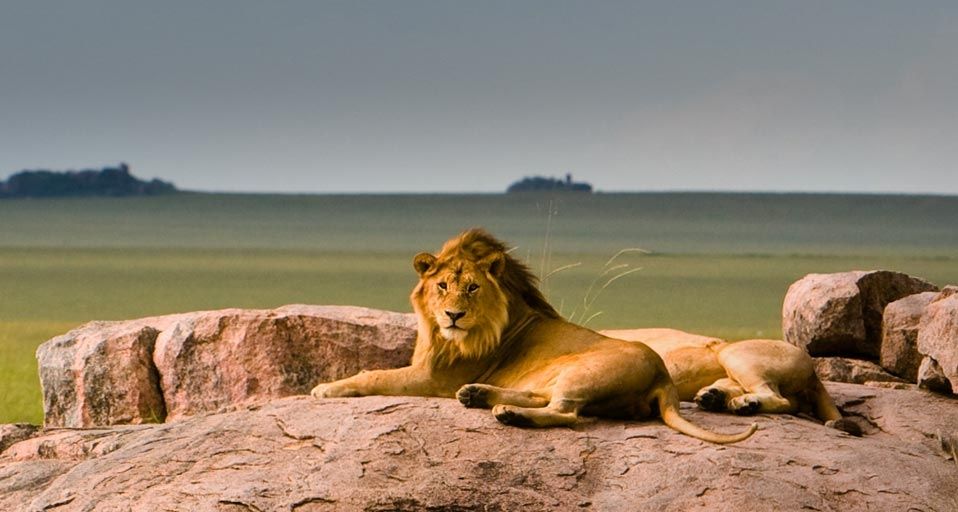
(0, 163), (177, 198)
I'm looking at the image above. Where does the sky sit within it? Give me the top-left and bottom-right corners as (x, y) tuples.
(1, 1), (956, 194)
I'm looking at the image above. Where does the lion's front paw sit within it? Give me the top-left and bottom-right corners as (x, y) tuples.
(695, 388), (728, 412)
(457, 384), (491, 408)
(310, 383), (333, 398)
(310, 382), (359, 398)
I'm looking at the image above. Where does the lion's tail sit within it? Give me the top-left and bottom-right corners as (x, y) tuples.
(809, 376), (863, 436)
(809, 376), (842, 423)
(653, 383), (758, 444)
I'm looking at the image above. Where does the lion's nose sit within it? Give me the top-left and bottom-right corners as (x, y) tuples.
(445, 310), (466, 322)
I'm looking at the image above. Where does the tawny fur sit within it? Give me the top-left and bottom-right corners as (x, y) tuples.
(312, 229), (756, 444)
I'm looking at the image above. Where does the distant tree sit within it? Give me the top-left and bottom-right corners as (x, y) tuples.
(0, 163), (178, 198)
(506, 174), (593, 193)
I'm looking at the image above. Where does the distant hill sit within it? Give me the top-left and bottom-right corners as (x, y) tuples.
(507, 174), (592, 193)
(0, 164), (177, 198)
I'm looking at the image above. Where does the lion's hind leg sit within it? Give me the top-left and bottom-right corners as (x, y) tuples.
(727, 382), (798, 416)
(695, 377), (799, 415)
(456, 384), (550, 409)
(694, 378), (745, 412)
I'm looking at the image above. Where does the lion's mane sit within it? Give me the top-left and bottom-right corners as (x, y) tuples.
(410, 228), (560, 368)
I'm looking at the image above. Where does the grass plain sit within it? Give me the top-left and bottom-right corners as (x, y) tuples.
(2, 192), (957, 424)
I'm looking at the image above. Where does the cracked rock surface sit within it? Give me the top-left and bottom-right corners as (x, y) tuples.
(3, 383), (957, 512)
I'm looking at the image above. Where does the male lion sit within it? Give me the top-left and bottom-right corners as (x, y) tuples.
(311, 229), (756, 444)
(601, 328), (861, 435)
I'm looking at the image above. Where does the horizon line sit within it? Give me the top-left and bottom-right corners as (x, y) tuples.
(171, 188), (958, 199)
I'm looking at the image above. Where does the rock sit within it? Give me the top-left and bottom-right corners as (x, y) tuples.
(880, 291), (939, 381)
(917, 357), (952, 394)
(815, 357), (906, 385)
(36, 319), (174, 428)
(36, 305), (417, 427)
(937, 285), (958, 300)
(152, 305), (417, 421)
(862, 381), (919, 390)
(0, 424), (39, 454)
(783, 271), (937, 358)
(2, 383), (957, 511)
(917, 291), (958, 394)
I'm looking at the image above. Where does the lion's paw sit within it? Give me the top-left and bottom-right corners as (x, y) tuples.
(457, 385), (491, 408)
(493, 405), (535, 428)
(310, 383), (332, 398)
(730, 397), (760, 416)
(310, 383), (358, 399)
(695, 388), (728, 412)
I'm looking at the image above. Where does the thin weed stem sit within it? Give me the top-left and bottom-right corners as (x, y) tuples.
(545, 262), (582, 279)
(527, 199), (646, 326)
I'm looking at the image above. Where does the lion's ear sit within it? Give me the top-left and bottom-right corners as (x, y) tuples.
(481, 252), (506, 278)
(413, 253), (437, 276)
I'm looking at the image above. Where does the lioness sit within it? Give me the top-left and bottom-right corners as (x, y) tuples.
(312, 229), (756, 444)
(601, 328), (861, 435)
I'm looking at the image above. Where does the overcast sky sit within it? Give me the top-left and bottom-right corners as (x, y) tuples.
(2, 1), (956, 194)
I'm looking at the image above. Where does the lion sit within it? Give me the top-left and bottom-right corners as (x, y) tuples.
(600, 328), (861, 435)
(311, 229), (757, 444)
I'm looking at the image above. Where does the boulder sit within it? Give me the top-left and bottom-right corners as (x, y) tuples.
(36, 305), (417, 427)
(783, 271), (937, 358)
(918, 357), (953, 394)
(880, 291), (939, 381)
(152, 305), (417, 420)
(36, 319), (175, 427)
(2, 384), (957, 512)
(814, 357), (906, 385)
(917, 291), (958, 394)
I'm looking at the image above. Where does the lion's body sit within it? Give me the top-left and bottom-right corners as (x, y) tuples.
(601, 328), (859, 434)
(312, 229), (756, 443)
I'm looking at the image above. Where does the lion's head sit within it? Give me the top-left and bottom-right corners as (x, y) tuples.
(410, 229), (559, 366)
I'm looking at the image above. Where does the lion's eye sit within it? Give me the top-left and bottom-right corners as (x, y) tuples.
(438, 282), (447, 291)
(467, 283), (479, 293)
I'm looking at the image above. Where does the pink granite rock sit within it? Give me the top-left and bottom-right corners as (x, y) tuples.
(0, 424), (39, 454)
(880, 291), (939, 381)
(814, 357), (905, 385)
(783, 271), (937, 358)
(35, 305), (417, 427)
(36, 319), (176, 427)
(917, 357), (953, 394)
(152, 305), (417, 420)
(917, 290), (958, 394)
(2, 384), (957, 511)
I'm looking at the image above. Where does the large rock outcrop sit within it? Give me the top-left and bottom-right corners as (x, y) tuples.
(37, 305), (417, 427)
(2, 384), (957, 512)
(782, 271), (937, 358)
(880, 291), (940, 381)
(917, 289), (958, 394)
(783, 273), (958, 393)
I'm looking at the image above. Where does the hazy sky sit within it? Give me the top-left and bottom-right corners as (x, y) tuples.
(2, 1), (956, 194)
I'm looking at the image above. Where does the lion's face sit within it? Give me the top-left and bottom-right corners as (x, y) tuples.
(412, 251), (509, 349)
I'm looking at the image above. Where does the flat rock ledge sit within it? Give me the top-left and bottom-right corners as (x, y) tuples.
(2, 383), (957, 512)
